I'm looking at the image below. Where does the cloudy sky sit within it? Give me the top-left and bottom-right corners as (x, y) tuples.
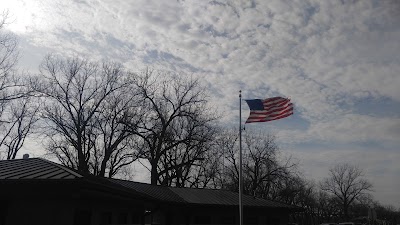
(1, 0), (399, 208)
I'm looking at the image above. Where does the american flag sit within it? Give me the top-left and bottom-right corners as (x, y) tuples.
(244, 97), (293, 123)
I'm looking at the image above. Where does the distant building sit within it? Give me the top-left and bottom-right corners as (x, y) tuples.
(0, 158), (299, 225)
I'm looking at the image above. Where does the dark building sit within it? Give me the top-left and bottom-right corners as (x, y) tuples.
(0, 158), (298, 225)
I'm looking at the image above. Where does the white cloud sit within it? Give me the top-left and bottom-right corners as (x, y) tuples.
(2, 0), (400, 207)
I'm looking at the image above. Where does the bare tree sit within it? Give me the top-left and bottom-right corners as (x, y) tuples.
(89, 90), (141, 177)
(315, 191), (341, 222)
(0, 10), (30, 102)
(242, 133), (297, 198)
(320, 163), (373, 219)
(174, 128), (238, 189)
(0, 11), (18, 93)
(185, 139), (225, 188)
(128, 70), (218, 186)
(0, 11), (37, 159)
(35, 55), (138, 176)
(215, 130), (298, 199)
(0, 98), (39, 159)
(211, 129), (241, 189)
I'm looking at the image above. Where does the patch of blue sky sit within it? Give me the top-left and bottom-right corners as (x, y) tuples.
(295, 138), (396, 154)
(203, 25), (229, 38)
(105, 34), (135, 52)
(351, 96), (400, 118)
(142, 50), (201, 73)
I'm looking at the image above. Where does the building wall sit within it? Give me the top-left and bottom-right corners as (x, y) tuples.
(2, 192), (147, 225)
(142, 205), (291, 225)
(4, 198), (290, 225)
(81, 200), (145, 225)
(1, 182), (292, 225)
(5, 198), (74, 225)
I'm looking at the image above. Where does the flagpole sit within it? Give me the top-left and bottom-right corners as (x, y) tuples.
(239, 90), (243, 225)
(239, 95), (293, 225)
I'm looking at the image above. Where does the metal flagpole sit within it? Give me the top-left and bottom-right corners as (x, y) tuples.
(239, 90), (243, 225)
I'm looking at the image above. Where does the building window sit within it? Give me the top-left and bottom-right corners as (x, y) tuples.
(245, 216), (258, 225)
(166, 213), (174, 225)
(131, 213), (141, 224)
(100, 212), (112, 225)
(118, 212), (128, 224)
(220, 216), (235, 225)
(73, 209), (92, 225)
(0, 202), (9, 225)
(267, 217), (280, 225)
(194, 216), (211, 224)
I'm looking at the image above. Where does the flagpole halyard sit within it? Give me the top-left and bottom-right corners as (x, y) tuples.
(239, 90), (243, 225)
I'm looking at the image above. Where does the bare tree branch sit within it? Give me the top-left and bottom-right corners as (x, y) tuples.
(126, 70), (218, 186)
(34, 55), (139, 177)
(320, 163), (373, 219)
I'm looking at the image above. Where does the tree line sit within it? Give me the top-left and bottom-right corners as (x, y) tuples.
(1, 12), (399, 224)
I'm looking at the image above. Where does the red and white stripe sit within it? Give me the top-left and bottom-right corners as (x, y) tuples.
(245, 97), (293, 123)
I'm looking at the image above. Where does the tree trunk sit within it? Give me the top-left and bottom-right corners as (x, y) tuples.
(343, 203), (349, 220)
(151, 161), (158, 185)
(99, 157), (108, 177)
(77, 146), (89, 175)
